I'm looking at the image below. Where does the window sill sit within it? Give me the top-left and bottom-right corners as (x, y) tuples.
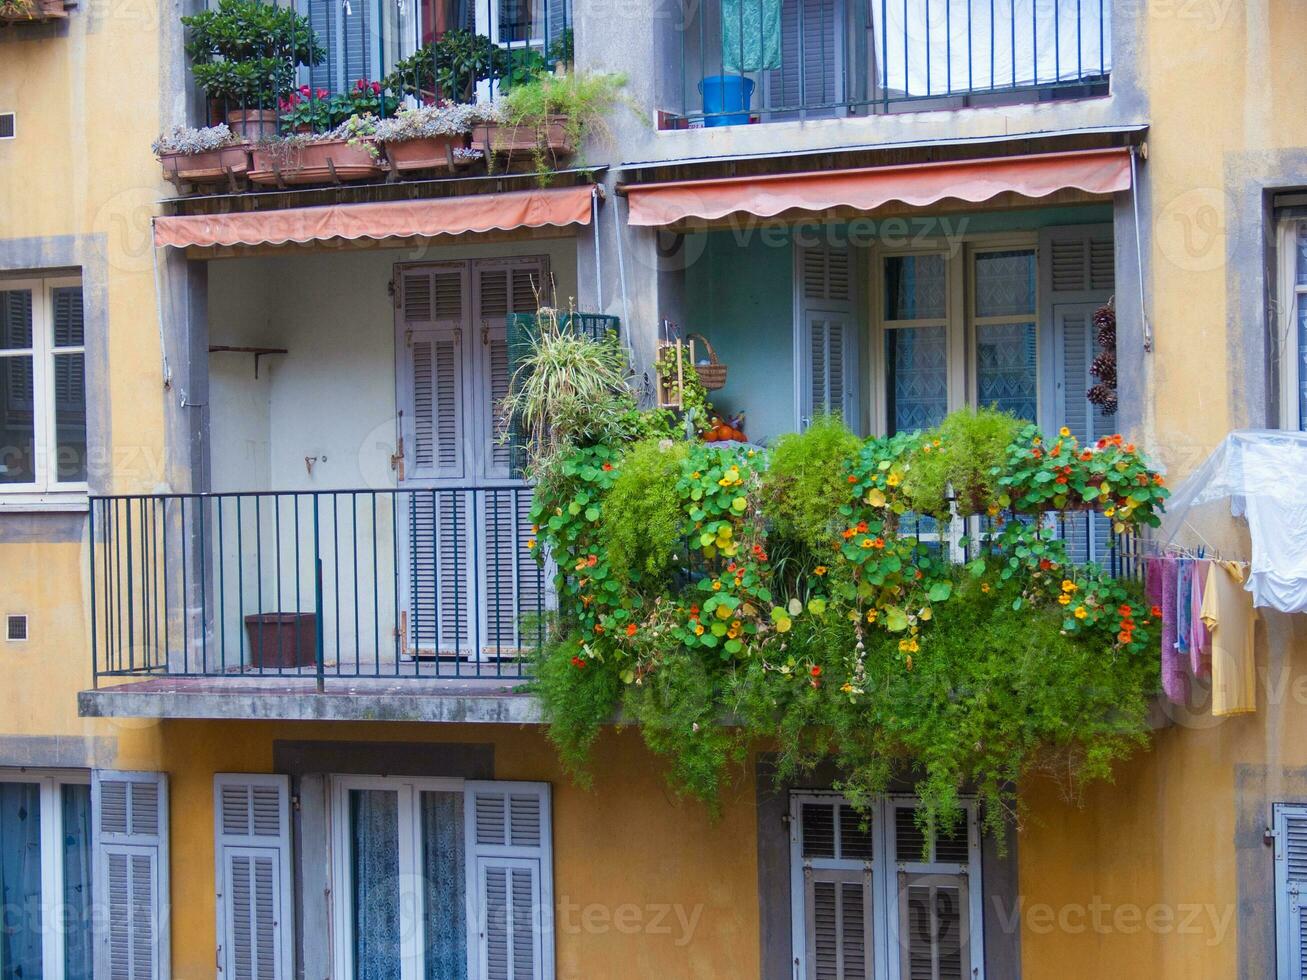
(0, 491), (90, 514)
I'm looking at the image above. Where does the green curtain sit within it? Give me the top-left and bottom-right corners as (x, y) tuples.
(721, 0), (782, 72)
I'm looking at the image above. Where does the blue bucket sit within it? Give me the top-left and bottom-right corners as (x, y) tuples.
(699, 74), (754, 127)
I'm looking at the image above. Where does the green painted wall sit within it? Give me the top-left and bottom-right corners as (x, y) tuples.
(683, 204), (1113, 445)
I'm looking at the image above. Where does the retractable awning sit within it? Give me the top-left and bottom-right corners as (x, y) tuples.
(623, 147), (1132, 227)
(153, 185), (597, 248)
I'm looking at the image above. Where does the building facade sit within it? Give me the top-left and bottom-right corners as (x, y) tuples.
(3, 0), (1307, 977)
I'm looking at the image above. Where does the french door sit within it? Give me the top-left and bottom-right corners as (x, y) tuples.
(394, 257), (547, 661)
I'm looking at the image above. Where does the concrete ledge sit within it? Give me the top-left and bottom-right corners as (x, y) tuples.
(78, 678), (544, 724)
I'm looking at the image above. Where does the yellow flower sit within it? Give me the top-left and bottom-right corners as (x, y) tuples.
(981, 582), (991, 593)
(694, 624), (704, 636)
(1104, 507), (1116, 518)
(886, 472), (901, 487)
(1061, 579), (1077, 593)
(526, 539), (536, 550)
(814, 565), (828, 576)
(692, 471), (701, 479)
(866, 609), (878, 623)
(860, 538), (875, 549)
(712, 581), (721, 591)
(1059, 426), (1072, 438)
(1057, 594), (1071, 606)
(1074, 606), (1088, 619)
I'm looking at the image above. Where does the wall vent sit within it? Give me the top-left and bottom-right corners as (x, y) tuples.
(0, 114), (14, 140)
(6, 615), (27, 642)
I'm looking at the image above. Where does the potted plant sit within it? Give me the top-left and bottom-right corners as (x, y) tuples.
(152, 124), (250, 186)
(181, 0), (324, 139)
(385, 29), (502, 104)
(375, 101), (494, 173)
(0, 0), (70, 21)
(250, 116), (385, 186)
(482, 70), (628, 179)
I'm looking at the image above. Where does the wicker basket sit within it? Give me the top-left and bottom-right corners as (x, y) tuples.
(686, 333), (728, 390)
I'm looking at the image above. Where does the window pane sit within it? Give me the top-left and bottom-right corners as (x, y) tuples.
(0, 290), (32, 350)
(0, 355), (36, 484)
(62, 783), (94, 980)
(1296, 225), (1307, 286)
(1299, 300), (1307, 432)
(52, 286), (85, 348)
(350, 789), (402, 980)
(0, 781), (43, 978)
(976, 322), (1037, 421)
(54, 352), (87, 483)
(421, 791), (466, 980)
(884, 255), (947, 320)
(885, 326), (948, 434)
(974, 250), (1036, 317)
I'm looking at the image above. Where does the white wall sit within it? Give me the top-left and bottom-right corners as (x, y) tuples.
(208, 235), (580, 494)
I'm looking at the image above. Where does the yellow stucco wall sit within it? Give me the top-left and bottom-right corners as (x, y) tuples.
(6, 0), (1307, 977)
(155, 721), (760, 979)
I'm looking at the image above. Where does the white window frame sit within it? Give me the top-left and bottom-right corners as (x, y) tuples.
(0, 767), (92, 980)
(0, 275), (88, 507)
(868, 235), (1040, 437)
(789, 790), (985, 980)
(1278, 218), (1307, 431)
(328, 774), (471, 980)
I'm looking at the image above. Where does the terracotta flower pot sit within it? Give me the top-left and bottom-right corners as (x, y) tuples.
(472, 116), (573, 156)
(158, 145), (251, 185)
(383, 134), (465, 173)
(249, 138), (385, 186)
(0, 0), (68, 21)
(226, 109), (279, 141)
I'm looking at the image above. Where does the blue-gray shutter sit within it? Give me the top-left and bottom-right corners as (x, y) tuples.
(93, 770), (170, 980)
(766, 0), (844, 116)
(1276, 803), (1307, 979)
(798, 244), (858, 432)
(308, 0), (373, 94)
(1042, 225), (1115, 565)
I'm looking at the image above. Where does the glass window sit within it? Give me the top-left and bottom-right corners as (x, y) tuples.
(0, 280), (87, 491)
(339, 781), (471, 980)
(885, 326), (949, 434)
(973, 249), (1037, 317)
(1293, 224), (1307, 429)
(976, 321), (1038, 420)
(884, 255), (947, 321)
(0, 775), (92, 980)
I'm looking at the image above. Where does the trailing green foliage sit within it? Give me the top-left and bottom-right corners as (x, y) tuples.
(761, 415), (863, 550)
(531, 636), (621, 787)
(529, 412), (1168, 835)
(602, 440), (688, 587)
(500, 70), (629, 180)
(901, 407), (1021, 518)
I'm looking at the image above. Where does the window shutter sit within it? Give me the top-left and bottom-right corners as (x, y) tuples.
(400, 265), (468, 484)
(1042, 225), (1116, 564)
(475, 261), (545, 481)
(93, 770), (170, 980)
(887, 801), (979, 980)
(767, 0), (844, 115)
(214, 775), (292, 980)
(465, 782), (554, 980)
(307, 0), (373, 94)
(406, 489), (473, 655)
(1276, 803), (1307, 979)
(793, 795), (876, 980)
(798, 244), (858, 432)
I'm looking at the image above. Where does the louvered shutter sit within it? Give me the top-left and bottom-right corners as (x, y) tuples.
(400, 265), (467, 483)
(93, 770), (170, 980)
(793, 795), (875, 980)
(1041, 225), (1116, 565)
(307, 0), (373, 94)
(798, 244), (858, 432)
(766, 0), (844, 116)
(474, 261), (544, 481)
(1276, 803), (1307, 979)
(887, 801), (978, 980)
(465, 782), (554, 980)
(214, 775), (292, 980)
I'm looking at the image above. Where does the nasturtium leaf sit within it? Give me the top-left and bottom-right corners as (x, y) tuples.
(884, 606), (909, 632)
(787, 597), (803, 616)
(927, 581), (952, 602)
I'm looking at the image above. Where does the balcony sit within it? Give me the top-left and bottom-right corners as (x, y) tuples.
(669, 0), (1110, 127)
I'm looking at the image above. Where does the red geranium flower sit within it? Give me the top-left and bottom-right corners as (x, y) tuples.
(810, 665), (822, 677)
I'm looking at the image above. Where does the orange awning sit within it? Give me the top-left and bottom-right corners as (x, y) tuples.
(624, 147), (1132, 227)
(154, 185), (596, 248)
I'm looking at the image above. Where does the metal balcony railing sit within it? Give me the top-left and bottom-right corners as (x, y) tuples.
(675, 0), (1110, 126)
(193, 0), (573, 141)
(89, 487), (549, 686)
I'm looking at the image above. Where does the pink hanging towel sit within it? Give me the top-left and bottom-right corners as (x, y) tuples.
(1158, 558), (1188, 702)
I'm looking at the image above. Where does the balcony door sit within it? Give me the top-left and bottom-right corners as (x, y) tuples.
(394, 257), (547, 661)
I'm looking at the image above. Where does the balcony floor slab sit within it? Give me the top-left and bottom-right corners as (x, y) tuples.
(78, 676), (542, 724)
